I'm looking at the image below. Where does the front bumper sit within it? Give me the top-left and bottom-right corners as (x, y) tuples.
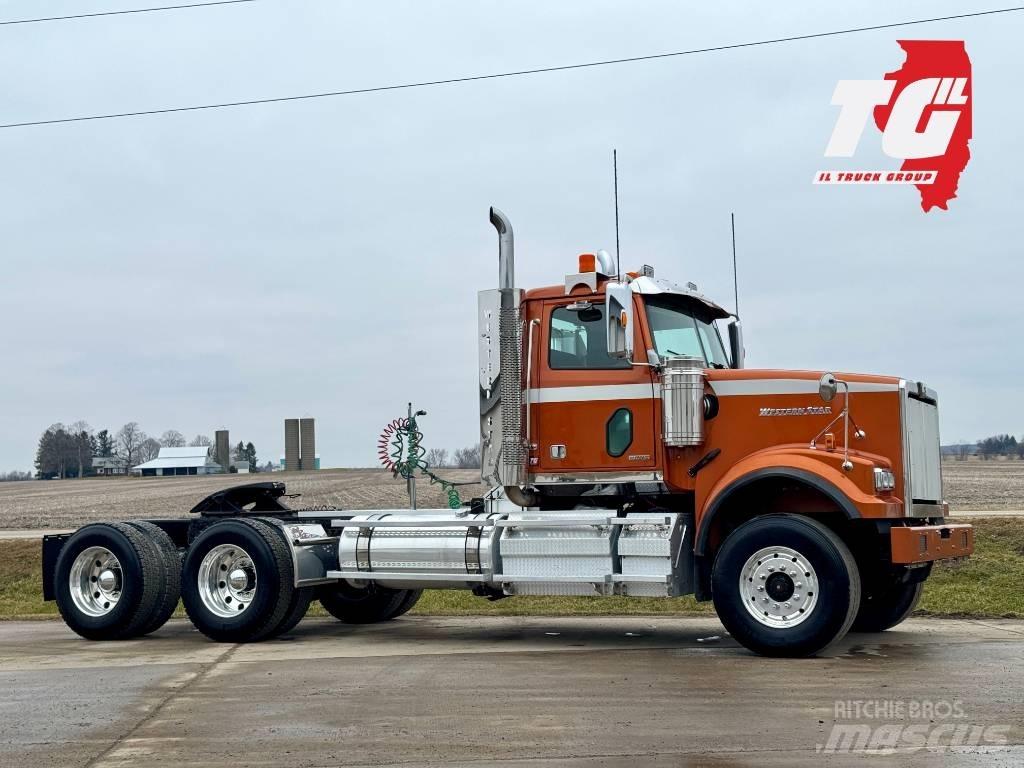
(890, 523), (974, 565)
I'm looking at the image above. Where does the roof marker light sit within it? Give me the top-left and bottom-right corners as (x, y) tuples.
(578, 253), (596, 273)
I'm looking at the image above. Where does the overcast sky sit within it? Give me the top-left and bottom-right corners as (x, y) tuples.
(1, 1), (1021, 471)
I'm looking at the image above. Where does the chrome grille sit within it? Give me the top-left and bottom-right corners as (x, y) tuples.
(901, 381), (943, 512)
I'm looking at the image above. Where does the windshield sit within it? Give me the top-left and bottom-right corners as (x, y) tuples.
(644, 295), (730, 368)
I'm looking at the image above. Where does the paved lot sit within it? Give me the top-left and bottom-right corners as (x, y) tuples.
(1, 616), (1021, 767)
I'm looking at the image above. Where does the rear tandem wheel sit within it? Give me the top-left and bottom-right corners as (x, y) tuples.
(181, 518), (300, 642)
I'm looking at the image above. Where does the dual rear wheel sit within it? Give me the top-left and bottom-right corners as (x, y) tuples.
(55, 522), (178, 641)
(181, 518), (314, 643)
(55, 518), (419, 643)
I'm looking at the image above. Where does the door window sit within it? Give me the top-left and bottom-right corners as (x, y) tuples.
(549, 305), (631, 370)
(606, 408), (633, 457)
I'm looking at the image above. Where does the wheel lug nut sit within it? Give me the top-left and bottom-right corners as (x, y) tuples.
(785, 602), (791, 609)
(759, 574), (766, 580)
(795, 582), (802, 588)
(757, 586), (764, 592)
(773, 604), (780, 609)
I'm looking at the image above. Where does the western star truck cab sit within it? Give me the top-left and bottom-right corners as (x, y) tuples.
(41, 207), (973, 657)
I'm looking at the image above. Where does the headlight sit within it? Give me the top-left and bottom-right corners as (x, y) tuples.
(873, 467), (896, 492)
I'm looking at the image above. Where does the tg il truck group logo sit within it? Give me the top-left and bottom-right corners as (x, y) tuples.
(816, 41), (972, 211)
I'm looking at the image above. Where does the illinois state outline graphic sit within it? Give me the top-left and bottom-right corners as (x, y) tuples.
(873, 40), (972, 212)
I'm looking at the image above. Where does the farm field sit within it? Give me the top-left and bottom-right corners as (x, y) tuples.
(941, 458), (1024, 509)
(0, 468), (487, 530)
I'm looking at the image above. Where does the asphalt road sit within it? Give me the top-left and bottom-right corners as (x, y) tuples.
(1, 616), (1022, 767)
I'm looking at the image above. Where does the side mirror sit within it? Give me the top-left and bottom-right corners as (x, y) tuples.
(605, 283), (634, 360)
(727, 319), (745, 369)
(818, 372), (838, 403)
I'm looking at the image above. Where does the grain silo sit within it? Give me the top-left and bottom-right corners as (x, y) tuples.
(284, 419), (300, 471)
(214, 430), (230, 474)
(299, 418), (316, 471)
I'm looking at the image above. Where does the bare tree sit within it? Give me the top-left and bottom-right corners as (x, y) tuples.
(116, 422), (145, 469)
(452, 444), (481, 469)
(138, 437), (162, 463)
(0, 470), (33, 482)
(425, 448), (448, 468)
(189, 434), (213, 458)
(160, 430), (186, 447)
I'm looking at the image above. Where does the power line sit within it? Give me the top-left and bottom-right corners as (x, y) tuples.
(1, 6), (1018, 130)
(0, 1), (257, 27)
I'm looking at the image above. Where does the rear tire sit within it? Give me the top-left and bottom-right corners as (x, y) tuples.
(851, 580), (923, 632)
(182, 519), (295, 643)
(126, 521), (182, 636)
(318, 583), (422, 624)
(711, 514), (861, 657)
(54, 523), (163, 641)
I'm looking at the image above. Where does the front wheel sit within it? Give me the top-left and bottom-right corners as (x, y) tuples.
(712, 514), (861, 657)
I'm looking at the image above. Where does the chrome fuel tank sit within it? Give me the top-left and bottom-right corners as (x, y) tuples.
(336, 511), (504, 589)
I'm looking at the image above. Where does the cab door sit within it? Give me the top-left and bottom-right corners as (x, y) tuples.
(529, 296), (657, 476)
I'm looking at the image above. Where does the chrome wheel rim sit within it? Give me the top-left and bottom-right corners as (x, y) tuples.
(69, 546), (123, 617)
(198, 544), (257, 618)
(740, 545), (819, 628)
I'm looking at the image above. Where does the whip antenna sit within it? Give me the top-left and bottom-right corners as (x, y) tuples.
(731, 212), (739, 317)
(613, 149), (621, 280)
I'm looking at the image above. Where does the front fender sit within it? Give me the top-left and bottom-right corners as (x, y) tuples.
(694, 447), (902, 556)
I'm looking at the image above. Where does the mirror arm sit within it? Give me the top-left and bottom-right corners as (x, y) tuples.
(809, 381), (854, 471)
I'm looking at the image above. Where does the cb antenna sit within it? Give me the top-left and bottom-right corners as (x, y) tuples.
(613, 149), (621, 281)
(730, 212), (739, 318)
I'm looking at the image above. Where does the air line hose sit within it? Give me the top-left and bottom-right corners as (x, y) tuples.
(377, 413), (463, 509)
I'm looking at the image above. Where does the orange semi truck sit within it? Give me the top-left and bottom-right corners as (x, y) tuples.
(41, 207), (972, 656)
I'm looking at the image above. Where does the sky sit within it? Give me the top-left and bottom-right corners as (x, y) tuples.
(1, 1), (1021, 471)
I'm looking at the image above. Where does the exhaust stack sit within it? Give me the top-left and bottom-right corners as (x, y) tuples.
(490, 207), (515, 298)
(479, 208), (527, 495)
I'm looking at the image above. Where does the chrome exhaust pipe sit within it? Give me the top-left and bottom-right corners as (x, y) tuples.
(489, 207), (515, 299)
(488, 207), (528, 495)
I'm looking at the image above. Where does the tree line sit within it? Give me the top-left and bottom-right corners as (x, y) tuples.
(423, 444), (481, 469)
(30, 422), (261, 479)
(976, 434), (1023, 460)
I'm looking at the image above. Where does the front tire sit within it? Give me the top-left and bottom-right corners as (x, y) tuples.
(712, 514), (861, 657)
(318, 582), (422, 624)
(182, 519), (295, 643)
(851, 580), (923, 632)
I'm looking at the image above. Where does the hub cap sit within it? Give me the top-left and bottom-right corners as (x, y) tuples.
(740, 546), (819, 628)
(198, 544), (257, 618)
(69, 546), (122, 617)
